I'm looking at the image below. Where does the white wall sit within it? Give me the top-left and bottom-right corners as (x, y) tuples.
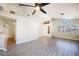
(0, 17), (15, 38)
(16, 16), (43, 44)
(0, 18), (4, 25)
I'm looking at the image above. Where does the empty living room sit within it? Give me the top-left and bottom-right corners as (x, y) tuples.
(0, 2), (79, 56)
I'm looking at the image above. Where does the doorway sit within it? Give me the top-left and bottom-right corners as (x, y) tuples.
(0, 16), (16, 47)
(7, 19), (16, 46)
(43, 20), (51, 37)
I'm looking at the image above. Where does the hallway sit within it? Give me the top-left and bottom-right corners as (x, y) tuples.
(0, 36), (79, 56)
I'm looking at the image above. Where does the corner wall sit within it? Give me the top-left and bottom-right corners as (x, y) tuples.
(16, 16), (43, 44)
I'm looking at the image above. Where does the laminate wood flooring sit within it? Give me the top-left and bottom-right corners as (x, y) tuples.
(0, 36), (79, 56)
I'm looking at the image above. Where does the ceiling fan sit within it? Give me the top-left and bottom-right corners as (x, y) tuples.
(19, 3), (50, 15)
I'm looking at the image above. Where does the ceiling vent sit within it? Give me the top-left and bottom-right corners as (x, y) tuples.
(10, 10), (15, 14)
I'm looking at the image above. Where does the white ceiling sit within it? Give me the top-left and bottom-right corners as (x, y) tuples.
(0, 3), (51, 16)
(0, 3), (79, 19)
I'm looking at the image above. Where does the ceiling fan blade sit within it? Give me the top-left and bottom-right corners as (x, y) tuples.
(40, 8), (47, 14)
(19, 4), (35, 7)
(40, 3), (50, 7)
(32, 10), (36, 15)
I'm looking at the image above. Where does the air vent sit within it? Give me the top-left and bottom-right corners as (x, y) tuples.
(0, 6), (3, 11)
(10, 10), (15, 14)
(60, 13), (64, 15)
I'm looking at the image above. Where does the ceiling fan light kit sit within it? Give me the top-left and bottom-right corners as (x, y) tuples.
(35, 6), (40, 11)
(19, 3), (50, 15)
